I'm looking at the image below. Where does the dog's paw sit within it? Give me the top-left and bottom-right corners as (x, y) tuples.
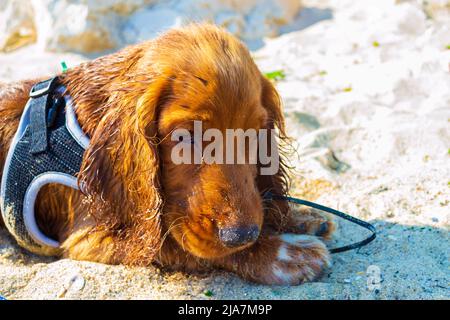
(258, 233), (331, 285)
(288, 207), (336, 239)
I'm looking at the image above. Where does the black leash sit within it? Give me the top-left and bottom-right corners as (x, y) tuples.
(264, 193), (377, 253)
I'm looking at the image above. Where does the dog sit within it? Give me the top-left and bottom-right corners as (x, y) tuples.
(0, 24), (334, 285)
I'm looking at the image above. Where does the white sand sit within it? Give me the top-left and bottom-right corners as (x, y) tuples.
(0, 0), (449, 299)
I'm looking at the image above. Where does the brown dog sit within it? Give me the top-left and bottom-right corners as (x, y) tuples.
(0, 24), (334, 285)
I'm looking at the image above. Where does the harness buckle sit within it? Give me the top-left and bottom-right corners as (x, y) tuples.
(29, 77), (59, 98)
(47, 97), (65, 128)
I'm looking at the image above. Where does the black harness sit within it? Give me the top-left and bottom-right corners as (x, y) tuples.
(0, 77), (89, 255)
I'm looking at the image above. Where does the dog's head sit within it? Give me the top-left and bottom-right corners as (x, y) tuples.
(70, 24), (289, 263)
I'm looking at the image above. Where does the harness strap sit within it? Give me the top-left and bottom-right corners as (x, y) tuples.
(29, 78), (59, 154)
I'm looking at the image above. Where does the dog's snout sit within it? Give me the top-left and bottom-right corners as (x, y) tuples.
(218, 225), (260, 247)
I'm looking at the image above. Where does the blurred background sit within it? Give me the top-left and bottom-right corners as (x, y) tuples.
(0, 0), (449, 78)
(0, 0), (449, 54)
(0, 0), (449, 300)
(1, 0), (305, 53)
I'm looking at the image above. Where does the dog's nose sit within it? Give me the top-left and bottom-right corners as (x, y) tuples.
(218, 225), (260, 247)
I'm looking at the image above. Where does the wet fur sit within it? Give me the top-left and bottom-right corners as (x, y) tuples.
(0, 24), (334, 284)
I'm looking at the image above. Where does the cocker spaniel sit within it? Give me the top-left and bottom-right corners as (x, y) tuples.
(0, 24), (334, 285)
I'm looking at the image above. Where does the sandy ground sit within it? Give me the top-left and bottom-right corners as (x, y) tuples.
(0, 0), (449, 299)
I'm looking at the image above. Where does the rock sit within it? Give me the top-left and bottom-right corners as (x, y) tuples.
(122, 8), (184, 44)
(32, 0), (151, 53)
(0, 0), (37, 52)
(1, 0), (303, 54)
(215, 11), (245, 36)
(57, 273), (85, 298)
(122, 0), (302, 48)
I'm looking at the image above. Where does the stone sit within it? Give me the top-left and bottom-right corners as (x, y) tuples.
(0, 0), (37, 52)
(31, 0), (152, 53)
(122, 8), (184, 44)
(1, 0), (303, 54)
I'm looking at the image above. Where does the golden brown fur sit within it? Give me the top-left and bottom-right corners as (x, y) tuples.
(0, 24), (334, 284)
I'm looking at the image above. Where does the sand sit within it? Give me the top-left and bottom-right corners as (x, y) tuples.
(0, 0), (449, 299)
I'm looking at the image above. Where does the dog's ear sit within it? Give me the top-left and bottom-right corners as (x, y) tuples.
(259, 75), (286, 136)
(78, 75), (169, 266)
(257, 75), (292, 231)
